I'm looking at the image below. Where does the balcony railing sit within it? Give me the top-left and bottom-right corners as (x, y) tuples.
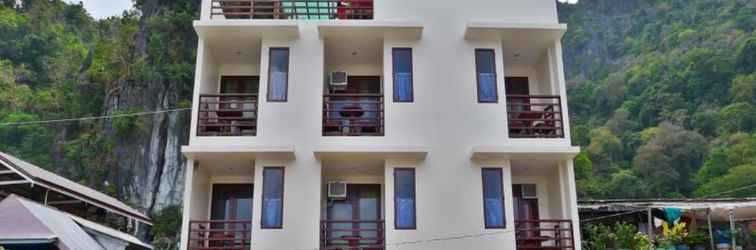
(507, 95), (565, 138)
(188, 220), (252, 250)
(515, 219), (575, 250)
(320, 220), (385, 250)
(197, 94), (258, 136)
(211, 0), (374, 20)
(323, 94), (384, 136)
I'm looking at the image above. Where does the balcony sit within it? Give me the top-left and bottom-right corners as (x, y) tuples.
(507, 95), (564, 139)
(323, 93), (384, 136)
(211, 0), (374, 20)
(515, 220), (574, 250)
(197, 94), (258, 136)
(320, 219), (385, 250)
(188, 220), (252, 250)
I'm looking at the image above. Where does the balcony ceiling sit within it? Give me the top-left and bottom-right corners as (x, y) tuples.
(194, 20), (299, 65)
(470, 145), (579, 161)
(318, 20), (424, 40)
(324, 34), (382, 66)
(510, 159), (560, 176)
(322, 158), (385, 176)
(465, 22), (567, 66)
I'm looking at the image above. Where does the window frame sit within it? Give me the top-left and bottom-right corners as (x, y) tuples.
(266, 47), (290, 102)
(481, 167), (506, 229)
(260, 167), (285, 229)
(392, 47), (414, 103)
(393, 168), (417, 230)
(474, 48), (499, 103)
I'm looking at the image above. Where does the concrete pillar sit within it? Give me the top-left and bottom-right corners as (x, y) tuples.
(179, 159), (196, 250)
(564, 160), (582, 250)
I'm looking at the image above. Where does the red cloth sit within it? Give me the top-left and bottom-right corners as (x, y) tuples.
(337, 0), (373, 19)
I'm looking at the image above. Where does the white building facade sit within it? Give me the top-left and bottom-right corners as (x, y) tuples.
(180, 0), (582, 249)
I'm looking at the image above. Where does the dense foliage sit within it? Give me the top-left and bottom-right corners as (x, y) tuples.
(0, 0), (754, 246)
(0, 0), (197, 245)
(559, 0), (756, 199)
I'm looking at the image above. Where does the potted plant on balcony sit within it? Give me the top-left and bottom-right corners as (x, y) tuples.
(684, 232), (709, 250)
(659, 222), (688, 250)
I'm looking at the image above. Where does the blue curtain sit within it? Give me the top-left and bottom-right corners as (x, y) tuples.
(478, 73), (497, 102)
(262, 198), (282, 227)
(394, 72), (413, 102)
(269, 71), (288, 101)
(485, 198), (504, 227)
(396, 198), (415, 228)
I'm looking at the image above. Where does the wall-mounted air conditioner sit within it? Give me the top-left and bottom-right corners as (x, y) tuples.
(522, 184), (537, 199)
(330, 71), (348, 90)
(328, 181), (347, 199)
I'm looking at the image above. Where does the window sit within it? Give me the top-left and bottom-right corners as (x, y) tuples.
(475, 49), (498, 103)
(261, 167), (284, 228)
(392, 48), (413, 102)
(267, 48), (289, 102)
(482, 168), (505, 228)
(394, 168), (416, 229)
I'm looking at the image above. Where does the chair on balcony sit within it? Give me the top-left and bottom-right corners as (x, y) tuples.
(533, 105), (558, 136)
(336, 0), (374, 19)
(199, 102), (222, 135)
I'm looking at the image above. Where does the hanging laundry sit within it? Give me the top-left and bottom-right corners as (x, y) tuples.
(664, 207), (682, 224)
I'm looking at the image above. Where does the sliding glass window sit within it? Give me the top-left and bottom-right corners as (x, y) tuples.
(394, 168), (416, 229)
(482, 168), (505, 228)
(261, 167), (284, 229)
(267, 48), (290, 102)
(393, 48), (414, 102)
(475, 49), (498, 103)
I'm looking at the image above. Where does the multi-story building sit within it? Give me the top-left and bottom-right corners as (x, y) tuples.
(179, 0), (582, 249)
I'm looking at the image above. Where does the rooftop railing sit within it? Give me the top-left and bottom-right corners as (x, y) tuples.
(211, 0), (374, 20)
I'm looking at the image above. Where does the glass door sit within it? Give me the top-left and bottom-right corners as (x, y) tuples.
(326, 184), (382, 250)
(210, 184), (253, 248)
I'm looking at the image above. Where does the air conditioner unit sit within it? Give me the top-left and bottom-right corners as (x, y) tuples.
(521, 184), (537, 199)
(328, 182), (347, 199)
(330, 71), (348, 90)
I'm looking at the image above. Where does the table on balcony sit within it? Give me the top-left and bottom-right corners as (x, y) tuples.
(188, 220), (252, 250)
(515, 219), (574, 250)
(507, 95), (564, 138)
(320, 219), (384, 250)
(323, 93), (384, 136)
(197, 94), (258, 136)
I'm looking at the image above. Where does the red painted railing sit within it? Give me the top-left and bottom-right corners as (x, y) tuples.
(188, 220), (252, 250)
(323, 94), (384, 136)
(197, 94), (258, 136)
(515, 219), (575, 250)
(320, 220), (385, 250)
(507, 95), (565, 138)
(211, 0), (374, 20)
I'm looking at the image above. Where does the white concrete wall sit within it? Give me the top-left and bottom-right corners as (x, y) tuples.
(183, 1), (580, 250)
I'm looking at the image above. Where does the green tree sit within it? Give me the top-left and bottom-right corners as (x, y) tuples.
(632, 123), (706, 197)
(730, 73), (756, 104)
(695, 164), (756, 198)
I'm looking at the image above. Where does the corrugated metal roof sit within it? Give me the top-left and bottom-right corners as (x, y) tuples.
(0, 151), (151, 223)
(0, 195), (105, 250)
(72, 214), (153, 249)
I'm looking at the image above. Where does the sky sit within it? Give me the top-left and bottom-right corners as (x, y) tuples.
(64, 0), (134, 19)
